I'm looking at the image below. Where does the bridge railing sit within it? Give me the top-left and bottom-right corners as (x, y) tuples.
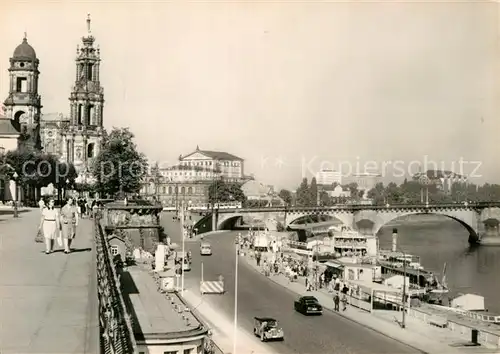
(94, 218), (137, 354)
(188, 202), (500, 213)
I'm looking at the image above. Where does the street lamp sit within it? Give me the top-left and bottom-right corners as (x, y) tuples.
(398, 247), (408, 329)
(233, 234), (240, 354)
(13, 171), (18, 218)
(180, 202), (187, 296)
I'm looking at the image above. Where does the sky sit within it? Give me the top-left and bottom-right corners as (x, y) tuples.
(1, 0), (499, 189)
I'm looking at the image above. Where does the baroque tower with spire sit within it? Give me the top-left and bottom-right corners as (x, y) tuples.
(3, 34), (42, 150)
(63, 14), (105, 178)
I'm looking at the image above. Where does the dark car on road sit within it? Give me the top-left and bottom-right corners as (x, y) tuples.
(294, 296), (323, 315)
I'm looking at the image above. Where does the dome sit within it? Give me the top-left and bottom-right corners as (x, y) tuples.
(13, 38), (37, 59)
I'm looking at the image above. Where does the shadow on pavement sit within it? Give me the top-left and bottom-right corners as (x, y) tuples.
(70, 247), (92, 253)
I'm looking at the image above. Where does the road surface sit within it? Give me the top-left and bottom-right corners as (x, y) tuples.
(162, 215), (420, 354)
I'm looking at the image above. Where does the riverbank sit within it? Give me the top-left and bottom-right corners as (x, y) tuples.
(239, 250), (498, 353)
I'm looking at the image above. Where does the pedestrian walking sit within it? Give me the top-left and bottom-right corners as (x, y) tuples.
(38, 197), (45, 211)
(334, 293), (340, 311)
(38, 198), (60, 254)
(60, 197), (79, 254)
(342, 294), (348, 311)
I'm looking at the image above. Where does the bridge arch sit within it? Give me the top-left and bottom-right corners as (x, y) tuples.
(287, 212), (353, 228)
(218, 213), (244, 230)
(358, 209), (480, 241)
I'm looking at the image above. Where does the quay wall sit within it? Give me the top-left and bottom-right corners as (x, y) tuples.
(407, 307), (500, 348)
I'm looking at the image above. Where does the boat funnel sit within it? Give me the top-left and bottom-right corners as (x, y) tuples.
(392, 228), (398, 252)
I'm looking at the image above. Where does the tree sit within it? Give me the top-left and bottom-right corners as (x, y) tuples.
(367, 182), (386, 205)
(295, 178), (310, 206)
(319, 191), (332, 206)
(278, 189), (293, 205)
(91, 127), (147, 198)
(343, 182), (360, 201)
(385, 182), (403, 204)
(208, 180), (246, 204)
(309, 177), (318, 206)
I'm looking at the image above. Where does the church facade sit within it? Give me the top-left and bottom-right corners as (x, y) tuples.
(0, 14), (105, 202)
(2, 35), (42, 150)
(41, 14), (105, 183)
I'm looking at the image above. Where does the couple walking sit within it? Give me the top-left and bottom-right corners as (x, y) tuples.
(38, 197), (79, 254)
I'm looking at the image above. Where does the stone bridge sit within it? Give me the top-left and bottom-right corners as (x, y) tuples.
(193, 203), (500, 242)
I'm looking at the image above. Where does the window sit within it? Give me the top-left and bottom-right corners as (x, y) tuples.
(180, 186), (185, 194)
(77, 104), (83, 125)
(168, 187), (172, 194)
(87, 143), (95, 158)
(184, 349), (192, 354)
(86, 105), (94, 125)
(16, 77), (28, 93)
(187, 187), (193, 194)
(162, 186), (166, 194)
(87, 63), (94, 81)
(110, 245), (119, 256)
(163, 351), (177, 354)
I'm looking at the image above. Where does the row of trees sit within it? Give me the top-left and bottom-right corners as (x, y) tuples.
(0, 148), (78, 202)
(277, 178), (365, 207)
(367, 179), (500, 205)
(0, 127), (150, 202)
(275, 177), (500, 208)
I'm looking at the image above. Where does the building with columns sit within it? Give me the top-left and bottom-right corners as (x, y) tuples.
(141, 147), (250, 207)
(61, 14), (105, 182)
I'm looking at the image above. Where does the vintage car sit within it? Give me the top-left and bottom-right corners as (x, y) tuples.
(253, 317), (284, 342)
(294, 296), (323, 315)
(200, 242), (212, 256)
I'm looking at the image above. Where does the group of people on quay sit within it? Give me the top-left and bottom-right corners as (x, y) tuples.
(239, 229), (352, 311)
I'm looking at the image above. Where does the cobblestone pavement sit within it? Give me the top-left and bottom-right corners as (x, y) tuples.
(0, 210), (97, 354)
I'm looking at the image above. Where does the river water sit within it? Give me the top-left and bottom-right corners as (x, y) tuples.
(378, 215), (500, 313)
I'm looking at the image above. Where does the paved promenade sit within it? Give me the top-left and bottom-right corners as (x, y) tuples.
(0, 209), (98, 354)
(242, 251), (499, 354)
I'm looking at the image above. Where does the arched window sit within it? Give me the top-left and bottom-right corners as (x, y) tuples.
(87, 143), (95, 158)
(168, 186), (172, 194)
(162, 186), (166, 194)
(187, 186), (193, 194)
(180, 186), (185, 194)
(14, 110), (25, 122)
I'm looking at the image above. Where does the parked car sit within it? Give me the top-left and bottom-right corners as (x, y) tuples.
(200, 242), (212, 256)
(294, 296), (323, 315)
(253, 317), (284, 342)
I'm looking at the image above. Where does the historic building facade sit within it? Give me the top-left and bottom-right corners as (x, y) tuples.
(61, 14), (105, 181)
(178, 145), (244, 181)
(2, 35), (42, 150)
(40, 112), (70, 156)
(140, 146), (248, 207)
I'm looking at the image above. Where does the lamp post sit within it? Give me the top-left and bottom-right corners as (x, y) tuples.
(233, 235), (239, 354)
(13, 171), (18, 218)
(398, 247), (408, 329)
(180, 202), (185, 296)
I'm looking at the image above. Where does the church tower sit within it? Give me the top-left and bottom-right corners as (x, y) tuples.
(64, 13), (104, 177)
(3, 34), (42, 149)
